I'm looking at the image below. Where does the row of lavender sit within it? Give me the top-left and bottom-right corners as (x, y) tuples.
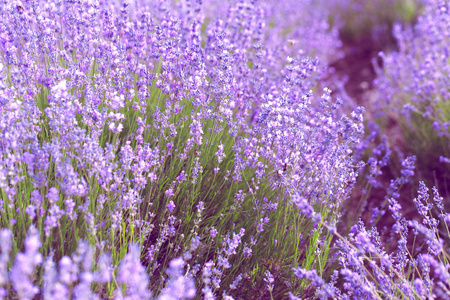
(0, 0), (449, 299)
(0, 0), (358, 298)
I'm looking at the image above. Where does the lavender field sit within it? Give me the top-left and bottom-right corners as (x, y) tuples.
(0, 0), (449, 299)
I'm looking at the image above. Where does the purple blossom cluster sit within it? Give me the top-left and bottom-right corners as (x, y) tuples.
(372, 0), (450, 208)
(0, 226), (195, 299)
(375, 0), (450, 137)
(295, 180), (450, 299)
(371, 0), (450, 194)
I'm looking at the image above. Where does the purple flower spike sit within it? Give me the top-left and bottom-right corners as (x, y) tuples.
(10, 227), (42, 300)
(167, 200), (176, 212)
(117, 244), (151, 299)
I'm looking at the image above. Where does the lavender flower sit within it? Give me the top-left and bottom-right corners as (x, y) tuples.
(158, 257), (195, 300)
(117, 244), (151, 299)
(10, 227), (42, 300)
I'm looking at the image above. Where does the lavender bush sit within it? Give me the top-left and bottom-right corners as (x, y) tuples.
(296, 178), (450, 299)
(0, 0), (366, 298)
(374, 0), (450, 193)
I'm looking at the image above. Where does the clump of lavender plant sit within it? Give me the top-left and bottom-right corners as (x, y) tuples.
(293, 179), (450, 299)
(0, 0), (364, 298)
(0, 225), (199, 299)
(374, 0), (450, 194)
